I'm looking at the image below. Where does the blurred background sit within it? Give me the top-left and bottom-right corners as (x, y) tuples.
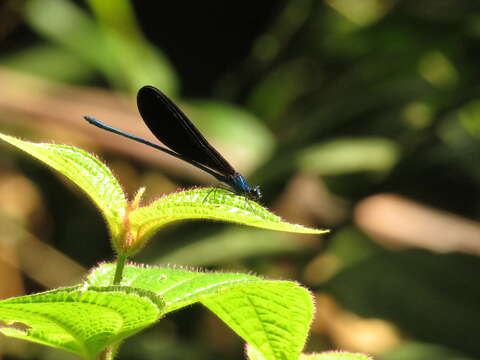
(0, 0), (480, 359)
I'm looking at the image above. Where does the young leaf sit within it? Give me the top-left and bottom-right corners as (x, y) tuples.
(0, 133), (127, 241)
(0, 132), (326, 257)
(127, 187), (327, 252)
(0, 286), (163, 359)
(88, 263), (314, 360)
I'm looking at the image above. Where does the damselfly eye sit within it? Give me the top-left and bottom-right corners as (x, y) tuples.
(250, 186), (262, 200)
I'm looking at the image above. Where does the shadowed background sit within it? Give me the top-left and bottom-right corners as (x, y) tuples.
(0, 0), (480, 359)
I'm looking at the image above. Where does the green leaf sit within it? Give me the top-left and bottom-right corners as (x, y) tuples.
(0, 133), (127, 241)
(298, 137), (399, 175)
(88, 263), (314, 360)
(246, 345), (373, 360)
(0, 286), (163, 359)
(0, 133), (325, 256)
(128, 188), (327, 251)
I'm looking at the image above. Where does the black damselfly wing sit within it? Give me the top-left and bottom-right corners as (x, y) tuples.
(137, 86), (236, 176)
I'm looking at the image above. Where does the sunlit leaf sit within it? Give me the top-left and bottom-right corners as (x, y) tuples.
(0, 133), (325, 256)
(88, 263), (314, 360)
(0, 133), (127, 241)
(128, 188), (327, 253)
(0, 286), (163, 359)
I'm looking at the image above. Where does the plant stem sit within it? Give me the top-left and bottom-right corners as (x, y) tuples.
(113, 253), (127, 285)
(100, 257), (126, 360)
(98, 347), (113, 360)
